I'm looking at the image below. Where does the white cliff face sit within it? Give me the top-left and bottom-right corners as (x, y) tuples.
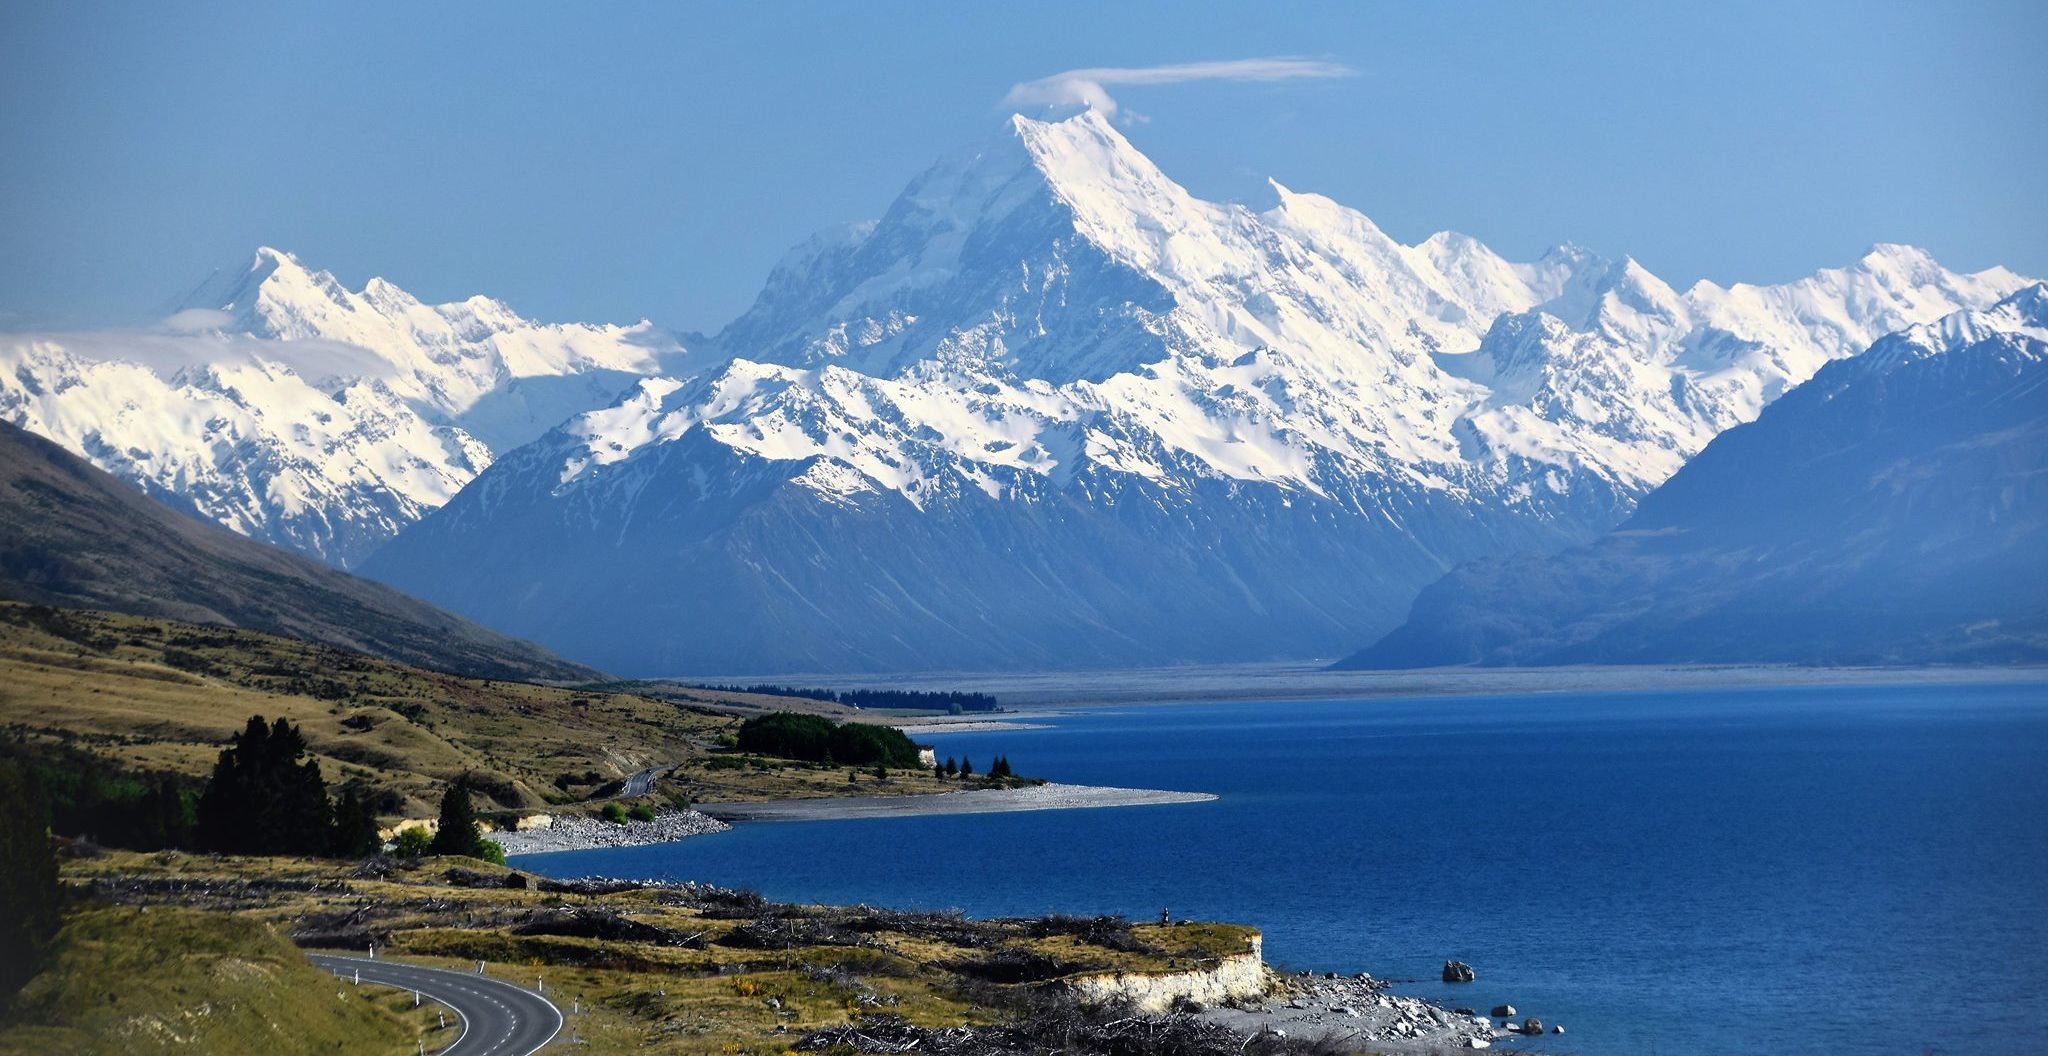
(363, 108), (2032, 674)
(1068, 936), (1271, 1014)
(0, 249), (687, 566)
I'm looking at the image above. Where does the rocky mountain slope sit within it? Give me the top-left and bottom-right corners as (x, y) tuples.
(0, 419), (593, 680)
(363, 110), (2030, 673)
(1341, 285), (2048, 667)
(0, 248), (684, 566)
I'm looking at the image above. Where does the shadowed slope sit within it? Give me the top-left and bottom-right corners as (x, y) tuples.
(0, 419), (593, 681)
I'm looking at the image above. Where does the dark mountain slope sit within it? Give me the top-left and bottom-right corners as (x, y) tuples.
(0, 419), (595, 681)
(1341, 286), (2048, 668)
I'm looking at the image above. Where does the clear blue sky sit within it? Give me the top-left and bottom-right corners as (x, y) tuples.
(3, 1), (2043, 333)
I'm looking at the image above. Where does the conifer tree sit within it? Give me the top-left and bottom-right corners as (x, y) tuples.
(330, 787), (381, 857)
(0, 760), (59, 1001)
(196, 715), (331, 856)
(427, 781), (485, 858)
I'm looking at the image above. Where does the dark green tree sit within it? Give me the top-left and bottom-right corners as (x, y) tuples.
(872, 763), (887, 781)
(427, 781), (487, 858)
(195, 716), (332, 856)
(944, 757), (958, 777)
(959, 757), (974, 778)
(934, 760), (946, 779)
(0, 759), (61, 1002)
(330, 787), (381, 858)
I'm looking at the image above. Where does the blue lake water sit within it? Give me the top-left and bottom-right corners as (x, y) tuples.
(517, 681), (2048, 1055)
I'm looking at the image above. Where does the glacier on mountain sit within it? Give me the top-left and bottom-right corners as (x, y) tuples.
(361, 109), (2032, 673)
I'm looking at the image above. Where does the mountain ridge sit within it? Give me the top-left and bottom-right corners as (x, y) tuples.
(0, 417), (595, 681)
(360, 110), (2032, 673)
(1340, 283), (2048, 668)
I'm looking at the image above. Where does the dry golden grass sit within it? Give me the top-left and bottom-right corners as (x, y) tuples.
(56, 850), (1262, 1056)
(0, 603), (998, 820)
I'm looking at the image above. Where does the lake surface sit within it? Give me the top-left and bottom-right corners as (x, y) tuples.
(517, 681), (2048, 1055)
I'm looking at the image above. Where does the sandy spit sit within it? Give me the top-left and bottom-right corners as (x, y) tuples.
(698, 782), (1216, 823)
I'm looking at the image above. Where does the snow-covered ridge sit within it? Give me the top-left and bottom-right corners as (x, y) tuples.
(181, 246), (689, 448)
(1, 248), (690, 566)
(348, 108), (2035, 673)
(554, 108), (2028, 511)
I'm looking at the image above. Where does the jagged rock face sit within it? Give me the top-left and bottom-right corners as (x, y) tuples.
(363, 110), (2030, 673)
(1343, 285), (2048, 668)
(0, 249), (686, 567)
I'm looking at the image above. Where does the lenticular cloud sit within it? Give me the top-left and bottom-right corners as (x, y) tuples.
(1002, 57), (1355, 118)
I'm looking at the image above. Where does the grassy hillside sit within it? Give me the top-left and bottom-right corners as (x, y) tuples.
(0, 603), (972, 820)
(0, 419), (589, 681)
(63, 850), (1264, 1056)
(0, 905), (446, 1056)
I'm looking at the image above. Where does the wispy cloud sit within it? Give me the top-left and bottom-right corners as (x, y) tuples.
(1003, 57), (1355, 120)
(3, 318), (395, 383)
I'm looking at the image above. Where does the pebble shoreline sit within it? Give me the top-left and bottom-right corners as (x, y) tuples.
(490, 809), (730, 856)
(1206, 973), (1553, 1052)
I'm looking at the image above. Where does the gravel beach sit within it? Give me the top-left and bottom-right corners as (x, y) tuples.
(1204, 973), (1549, 1052)
(492, 809), (730, 856)
(890, 720), (1055, 735)
(699, 782), (1216, 822)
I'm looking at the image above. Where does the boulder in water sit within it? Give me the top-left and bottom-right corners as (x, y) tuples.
(1490, 1005), (1517, 1018)
(1442, 960), (1476, 982)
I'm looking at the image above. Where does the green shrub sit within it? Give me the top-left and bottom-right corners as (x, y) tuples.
(392, 828), (431, 858)
(627, 803), (655, 823)
(735, 712), (921, 768)
(600, 802), (628, 825)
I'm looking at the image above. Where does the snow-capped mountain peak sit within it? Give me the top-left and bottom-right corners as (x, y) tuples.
(2, 246), (691, 566)
(177, 247), (682, 432)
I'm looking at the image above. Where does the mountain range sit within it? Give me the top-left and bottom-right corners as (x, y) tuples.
(1342, 285), (2048, 667)
(0, 248), (686, 566)
(2, 108), (2035, 673)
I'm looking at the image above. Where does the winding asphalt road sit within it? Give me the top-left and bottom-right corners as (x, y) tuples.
(309, 954), (562, 1056)
(620, 764), (667, 797)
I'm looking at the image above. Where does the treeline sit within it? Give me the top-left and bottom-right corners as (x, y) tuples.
(701, 683), (998, 713)
(1, 716), (503, 863)
(735, 712), (924, 768)
(0, 737), (196, 851)
(933, 755), (1014, 780)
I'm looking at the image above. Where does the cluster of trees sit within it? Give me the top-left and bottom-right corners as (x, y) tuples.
(700, 683), (998, 713)
(0, 737), (195, 851)
(194, 716), (382, 858)
(933, 755), (1014, 779)
(0, 758), (62, 1002)
(2, 716), (513, 866)
(735, 712), (924, 768)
